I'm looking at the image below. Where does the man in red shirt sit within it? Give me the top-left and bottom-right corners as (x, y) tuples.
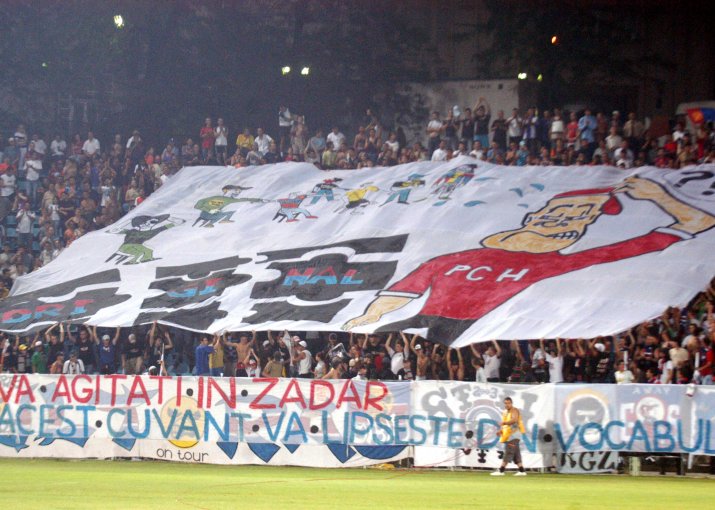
(199, 117), (215, 163)
(344, 177), (715, 344)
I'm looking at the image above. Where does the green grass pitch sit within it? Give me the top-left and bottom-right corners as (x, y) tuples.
(0, 459), (711, 509)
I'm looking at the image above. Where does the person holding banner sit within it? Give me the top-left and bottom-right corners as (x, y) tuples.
(491, 397), (527, 476)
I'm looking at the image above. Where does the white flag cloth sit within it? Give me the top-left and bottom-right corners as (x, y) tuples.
(4, 158), (715, 346)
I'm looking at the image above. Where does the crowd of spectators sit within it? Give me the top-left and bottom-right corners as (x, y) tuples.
(0, 99), (713, 384)
(1, 284), (713, 386)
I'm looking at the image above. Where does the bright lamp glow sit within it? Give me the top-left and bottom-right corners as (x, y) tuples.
(301, 67), (310, 76)
(281, 66), (291, 75)
(537, 73), (543, 82)
(551, 35), (559, 45)
(517, 72), (527, 80)
(114, 15), (124, 28)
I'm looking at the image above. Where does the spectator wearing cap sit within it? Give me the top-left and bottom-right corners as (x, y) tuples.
(407, 333), (430, 381)
(94, 326), (120, 374)
(122, 332), (144, 375)
(31, 338), (48, 374)
(243, 347), (261, 377)
(292, 339), (313, 378)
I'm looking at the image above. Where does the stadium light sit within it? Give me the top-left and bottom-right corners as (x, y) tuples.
(114, 14), (124, 29)
(281, 66), (291, 75)
(301, 66), (310, 76)
(517, 72), (527, 80)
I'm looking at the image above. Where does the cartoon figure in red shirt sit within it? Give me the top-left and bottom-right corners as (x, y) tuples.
(343, 177), (715, 344)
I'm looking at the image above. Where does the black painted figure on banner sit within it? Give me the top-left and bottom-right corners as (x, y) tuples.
(106, 214), (182, 265)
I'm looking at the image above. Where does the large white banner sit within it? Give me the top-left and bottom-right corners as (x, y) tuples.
(2, 159), (715, 344)
(1, 375), (714, 457)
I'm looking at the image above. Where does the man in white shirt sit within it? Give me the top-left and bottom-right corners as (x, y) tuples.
(541, 338), (564, 383)
(613, 140), (634, 167)
(1, 166), (16, 199)
(31, 134), (46, 156)
(16, 203), (36, 250)
(50, 134), (67, 161)
(214, 118), (228, 165)
(483, 340), (502, 382)
(63, 352), (85, 374)
(426, 111), (443, 156)
(614, 360), (634, 384)
(278, 105), (293, 152)
(82, 131), (101, 158)
(254, 127), (273, 156)
(126, 130), (141, 149)
(507, 108), (523, 145)
(385, 333), (409, 378)
(327, 127), (346, 153)
(431, 140), (448, 162)
(293, 340), (313, 378)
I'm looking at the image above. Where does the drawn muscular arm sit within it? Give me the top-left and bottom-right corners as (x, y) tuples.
(619, 176), (715, 235)
(342, 296), (413, 330)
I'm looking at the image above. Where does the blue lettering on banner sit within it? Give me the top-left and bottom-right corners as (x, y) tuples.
(653, 421), (675, 452)
(283, 412), (307, 443)
(476, 418), (499, 449)
(16, 404), (36, 436)
(409, 415), (427, 445)
(447, 418), (465, 448)
(627, 420), (652, 452)
(375, 413), (395, 445)
(263, 412), (285, 442)
(56, 405), (77, 438)
(579, 423), (605, 451)
(677, 419), (702, 453)
(393, 415), (410, 445)
(205, 411), (229, 442)
(604, 420), (626, 450)
(107, 408), (126, 438)
(705, 420), (715, 455)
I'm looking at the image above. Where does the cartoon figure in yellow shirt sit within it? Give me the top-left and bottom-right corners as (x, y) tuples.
(336, 183), (380, 213)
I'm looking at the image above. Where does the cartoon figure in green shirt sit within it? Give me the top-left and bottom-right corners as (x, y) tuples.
(193, 185), (264, 228)
(106, 214), (183, 265)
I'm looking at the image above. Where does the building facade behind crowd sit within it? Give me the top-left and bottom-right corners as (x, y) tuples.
(0, 101), (713, 383)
